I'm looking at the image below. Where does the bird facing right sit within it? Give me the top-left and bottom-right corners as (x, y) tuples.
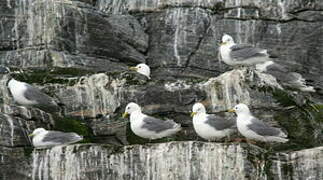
(191, 103), (236, 141)
(228, 104), (288, 143)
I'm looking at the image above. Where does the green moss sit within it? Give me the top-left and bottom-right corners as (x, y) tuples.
(23, 147), (34, 158)
(10, 67), (94, 86)
(49, 67), (92, 77)
(53, 116), (94, 143)
(271, 89), (298, 107)
(186, 78), (207, 84)
(11, 70), (77, 86)
(272, 104), (323, 151)
(250, 86), (323, 150)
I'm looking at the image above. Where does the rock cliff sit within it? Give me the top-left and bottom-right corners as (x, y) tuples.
(0, 0), (322, 179)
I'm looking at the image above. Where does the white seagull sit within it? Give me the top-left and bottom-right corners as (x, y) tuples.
(129, 63), (151, 79)
(256, 61), (315, 92)
(219, 34), (272, 66)
(228, 103), (288, 143)
(29, 128), (83, 149)
(191, 103), (236, 141)
(7, 78), (60, 112)
(122, 102), (181, 140)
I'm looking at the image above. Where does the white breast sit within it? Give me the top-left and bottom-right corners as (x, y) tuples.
(193, 114), (232, 140)
(129, 112), (155, 139)
(219, 45), (234, 65)
(8, 81), (36, 105)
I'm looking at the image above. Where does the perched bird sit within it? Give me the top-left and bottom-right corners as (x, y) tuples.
(191, 103), (236, 141)
(29, 128), (83, 149)
(0, 66), (10, 74)
(219, 34), (272, 66)
(7, 78), (61, 112)
(256, 61), (315, 92)
(129, 63), (151, 79)
(122, 102), (181, 140)
(228, 104), (288, 143)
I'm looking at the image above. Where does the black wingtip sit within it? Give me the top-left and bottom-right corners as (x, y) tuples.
(269, 54), (279, 58)
(57, 102), (66, 107)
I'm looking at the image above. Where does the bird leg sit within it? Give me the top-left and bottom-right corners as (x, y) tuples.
(246, 139), (257, 145)
(232, 138), (246, 143)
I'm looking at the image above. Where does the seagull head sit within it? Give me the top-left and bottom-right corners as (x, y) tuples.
(29, 128), (47, 137)
(220, 34), (235, 46)
(228, 103), (251, 115)
(129, 63), (151, 79)
(123, 102), (141, 118)
(191, 103), (206, 117)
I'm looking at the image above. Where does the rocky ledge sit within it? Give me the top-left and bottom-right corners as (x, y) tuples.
(2, 141), (321, 180)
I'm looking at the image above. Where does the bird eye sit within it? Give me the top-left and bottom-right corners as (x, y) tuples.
(127, 107), (130, 109)
(139, 66), (141, 68)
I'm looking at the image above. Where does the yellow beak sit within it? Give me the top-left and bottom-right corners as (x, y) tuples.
(227, 109), (236, 113)
(219, 42), (227, 46)
(191, 112), (197, 117)
(122, 112), (129, 118)
(28, 133), (34, 137)
(129, 67), (138, 71)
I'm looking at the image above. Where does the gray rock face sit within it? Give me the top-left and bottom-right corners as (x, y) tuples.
(0, 0), (147, 71)
(0, 0), (322, 179)
(28, 142), (322, 180)
(96, 0), (323, 91)
(270, 146), (323, 180)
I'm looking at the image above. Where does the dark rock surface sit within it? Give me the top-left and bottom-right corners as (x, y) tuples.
(0, 0), (322, 179)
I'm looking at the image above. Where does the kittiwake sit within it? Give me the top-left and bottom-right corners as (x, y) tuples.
(29, 128), (83, 149)
(228, 103), (288, 143)
(0, 66), (10, 74)
(256, 61), (315, 92)
(129, 63), (151, 79)
(191, 103), (236, 141)
(8, 78), (61, 112)
(219, 34), (272, 66)
(122, 102), (181, 140)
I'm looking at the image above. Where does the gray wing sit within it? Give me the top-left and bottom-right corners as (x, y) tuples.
(205, 114), (236, 130)
(265, 65), (315, 92)
(247, 117), (281, 136)
(142, 116), (178, 133)
(230, 44), (267, 61)
(42, 131), (82, 144)
(24, 83), (57, 106)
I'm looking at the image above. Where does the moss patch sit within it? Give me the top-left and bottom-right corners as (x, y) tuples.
(10, 67), (93, 85)
(49, 67), (92, 77)
(272, 91), (323, 151)
(23, 147), (34, 158)
(251, 86), (323, 151)
(53, 116), (94, 143)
